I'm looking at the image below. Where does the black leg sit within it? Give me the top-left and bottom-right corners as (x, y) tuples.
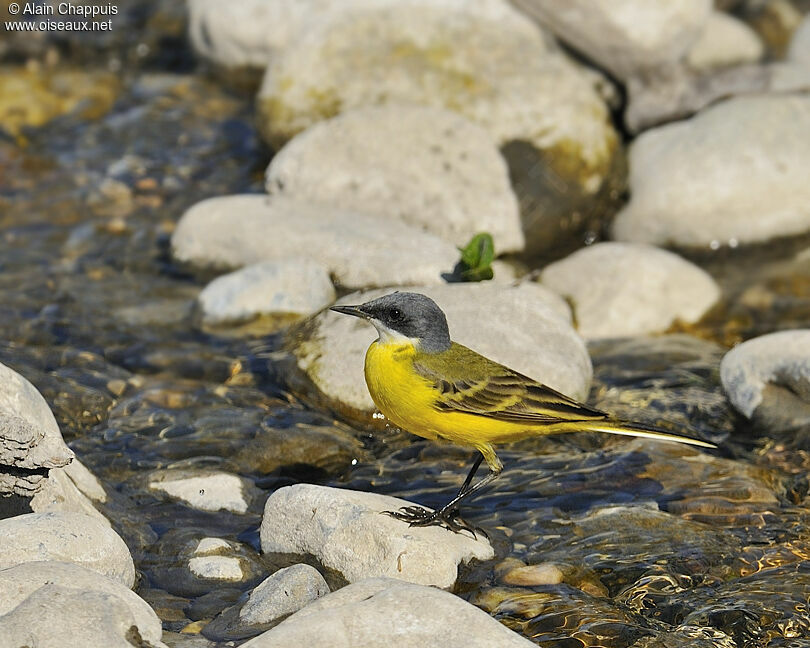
(384, 446), (503, 536)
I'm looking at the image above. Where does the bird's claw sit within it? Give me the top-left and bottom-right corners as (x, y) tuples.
(382, 506), (484, 538)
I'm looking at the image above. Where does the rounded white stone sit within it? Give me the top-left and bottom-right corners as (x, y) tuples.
(0, 361), (74, 469)
(720, 330), (810, 418)
(240, 577), (536, 647)
(0, 512), (135, 587)
(188, 0), (534, 70)
(240, 564), (330, 626)
(256, 5), (617, 193)
(293, 281), (589, 413)
(148, 470), (252, 514)
(195, 537), (232, 555)
(788, 15), (810, 63)
(266, 105), (523, 253)
(172, 195), (459, 289)
(188, 555), (244, 581)
(613, 95), (810, 248)
(511, 0), (712, 81)
(198, 259), (335, 324)
(540, 242), (720, 339)
(260, 485), (493, 589)
(0, 561), (164, 646)
(686, 11), (763, 71)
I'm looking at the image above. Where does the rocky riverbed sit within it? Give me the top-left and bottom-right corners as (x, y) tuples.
(2, 1), (810, 647)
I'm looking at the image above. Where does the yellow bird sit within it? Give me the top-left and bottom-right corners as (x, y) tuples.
(331, 292), (715, 533)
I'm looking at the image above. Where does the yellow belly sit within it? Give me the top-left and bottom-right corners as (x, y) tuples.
(363, 340), (532, 450)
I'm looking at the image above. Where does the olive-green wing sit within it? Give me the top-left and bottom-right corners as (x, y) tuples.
(413, 343), (608, 425)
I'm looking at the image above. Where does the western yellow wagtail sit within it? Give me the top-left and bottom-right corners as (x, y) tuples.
(331, 292), (715, 534)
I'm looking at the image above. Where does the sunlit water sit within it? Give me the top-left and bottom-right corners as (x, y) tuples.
(2, 59), (810, 647)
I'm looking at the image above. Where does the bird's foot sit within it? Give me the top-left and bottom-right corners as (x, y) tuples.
(382, 506), (484, 538)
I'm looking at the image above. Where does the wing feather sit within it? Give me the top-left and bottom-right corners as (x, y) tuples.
(413, 344), (608, 426)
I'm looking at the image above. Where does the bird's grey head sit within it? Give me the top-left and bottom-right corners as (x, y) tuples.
(330, 292), (451, 353)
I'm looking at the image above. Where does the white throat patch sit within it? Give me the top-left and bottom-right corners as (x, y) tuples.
(370, 319), (419, 347)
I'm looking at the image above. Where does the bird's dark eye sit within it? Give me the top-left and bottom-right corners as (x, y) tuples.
(389, 308), (403, 322)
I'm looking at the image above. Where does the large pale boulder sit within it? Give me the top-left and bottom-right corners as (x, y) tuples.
(614, 95), (810, 248)
(260, 485), (493, 589)
(266, 105), (523, 253)
(0, 512), (135, 587)
(171, 195), (459, 289)
(539, 242), (720, 339)
(511, 0), (712, 80)
(241, 577), (536, 647)
(257, 5), (618, 196)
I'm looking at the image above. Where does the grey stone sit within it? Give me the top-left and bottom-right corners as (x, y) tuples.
(147, 468), (260, 514)
(720, 329), (810, 419)
(260, 484), (494, 589)
(0, 511), (135, 587)
(171, 195), (459, 289)
(788, 14), (810, 63)
(614, 95), (810, 248)
(29, 463), (110, 526)
(256, 4), (618, 196)
(624, 61), (810, 134)
(188, 0), (531, 71)
(686, 11), (763, 71)
(289, 281), (589, 415)
(0, 584), (168, 648)
(511, 0), (711, 80)
(0, 360), (74, 471)
(198, 259), (335, 325)
(0, 561), (165, 647)
(239, 564), (330, 626)
(539, 242), (720, 339)
(266, 105), (523, 253)
(241, 577), (536, 647)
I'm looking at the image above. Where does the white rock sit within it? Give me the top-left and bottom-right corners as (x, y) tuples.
(172, 194), (459, 289)
(30, 464), (110, 526)
(257, 5), (617, 194)
(198, 259), (335, 325)
(188, 556), (244, 581)
(241, 577), (536, 647)
(148, 469), (255, 514)
(63, 456), (107, 502)
(0, 585), (169, 648)
(0, 561), (164, 646)
(789, 14), (810, 63)
(686, 11), (763, 71)
(188, 0), (534, 70)
(240, 564), (330, 626)
(292, 282), (589, 414)
(195, 537), (231, 555)
(613, 95), (810, 248)
(511, 0), (711, 81)
(260, 485), (493, 589)
(539, 242), (720, 339)
(720, 330), (810, 418)
(266, 105), (523, 253)
(0, 512), (135, 587)
(0, 361), (74, 470)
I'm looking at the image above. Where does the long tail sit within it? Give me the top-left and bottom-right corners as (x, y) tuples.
(572, 419), (716, 448)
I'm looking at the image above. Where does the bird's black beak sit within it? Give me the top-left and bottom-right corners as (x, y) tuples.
(330, 304), (369, 319)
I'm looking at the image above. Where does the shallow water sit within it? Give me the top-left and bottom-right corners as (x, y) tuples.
(2, 33), (810, 648)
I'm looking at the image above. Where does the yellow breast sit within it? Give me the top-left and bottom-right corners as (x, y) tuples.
(363, 340), (443, 440)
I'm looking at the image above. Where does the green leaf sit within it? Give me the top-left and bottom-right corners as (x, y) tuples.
(457, 232), (495, 282)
